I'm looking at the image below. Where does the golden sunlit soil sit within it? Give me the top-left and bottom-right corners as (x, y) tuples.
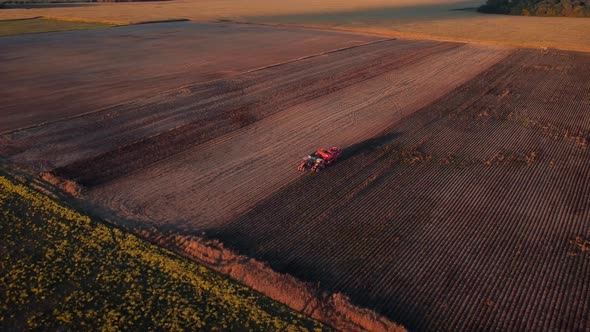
(0, 23), (514, 330)
(2, 0), (590, 50)
(0, 0), (477, 23)
(0, 17), (113, 36)
(247, 10), (590, 52)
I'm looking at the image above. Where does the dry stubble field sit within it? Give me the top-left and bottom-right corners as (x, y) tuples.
(3, 0), (590, 51)
(1, 20), (590, 331)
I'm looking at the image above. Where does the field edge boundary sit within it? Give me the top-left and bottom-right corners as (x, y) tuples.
(0, 160), (406, 332)
(0, 16), (42, 22)
(140, 230), (407, 332)
(215, 19), (590, 53)
(0, 166), (327, 329)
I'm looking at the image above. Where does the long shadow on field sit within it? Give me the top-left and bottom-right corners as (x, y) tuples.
(206, 129), (409, 312)
(209, 49), (590, 332)
(339, 131), (401, 162)
(205, 53), (516, 329)
(49, 38), (446, 188)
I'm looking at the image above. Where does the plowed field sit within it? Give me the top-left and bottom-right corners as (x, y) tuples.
(2, 21), (589, 331)
(212, 49), (590, 331)
(0, 21), (380, 133)
(2, 38), (509, 229)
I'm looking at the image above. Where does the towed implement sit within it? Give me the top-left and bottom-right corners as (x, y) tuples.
(298, 147), (343, 172)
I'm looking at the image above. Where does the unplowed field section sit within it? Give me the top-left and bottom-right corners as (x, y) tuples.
(213, 49), (590, 331)
(0, 22), (381, 133)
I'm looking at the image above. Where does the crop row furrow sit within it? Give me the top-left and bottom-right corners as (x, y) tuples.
(208, 48), (590, 331)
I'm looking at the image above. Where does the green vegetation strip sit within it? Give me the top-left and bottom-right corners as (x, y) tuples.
(0, 175), (326, 331)
(0, 18), (113, 37)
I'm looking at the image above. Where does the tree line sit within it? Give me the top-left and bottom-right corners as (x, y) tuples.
(479, 0), (590, 16)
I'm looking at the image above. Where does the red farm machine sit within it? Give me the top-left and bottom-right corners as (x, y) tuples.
(298, 147), (343, 172)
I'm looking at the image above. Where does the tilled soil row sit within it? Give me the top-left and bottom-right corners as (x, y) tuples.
(83, 43), (508, 228)
(212, 48), (590, 331)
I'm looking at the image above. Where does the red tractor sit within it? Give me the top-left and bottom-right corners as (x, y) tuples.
(298, 147), (343, 172)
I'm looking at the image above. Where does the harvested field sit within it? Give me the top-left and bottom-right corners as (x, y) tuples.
(3, 0), (590, 51)
(0, 17), (113, 37)
(0, 0), (482, 24)
(0, 21), (381, 132)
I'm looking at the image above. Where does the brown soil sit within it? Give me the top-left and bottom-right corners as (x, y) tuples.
(141, 229), (405, 332)
(211, 48), (590, 331)
(0, 21), (380, 133)
(80, 42), (509, 228)
(1, 34), (509, 229)
(0, 25), (512, 330)
(5, 22), (590, 332)
(39, 171), (81, 196)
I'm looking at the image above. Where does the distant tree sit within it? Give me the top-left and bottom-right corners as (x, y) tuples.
(478, 0), (590, 16)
